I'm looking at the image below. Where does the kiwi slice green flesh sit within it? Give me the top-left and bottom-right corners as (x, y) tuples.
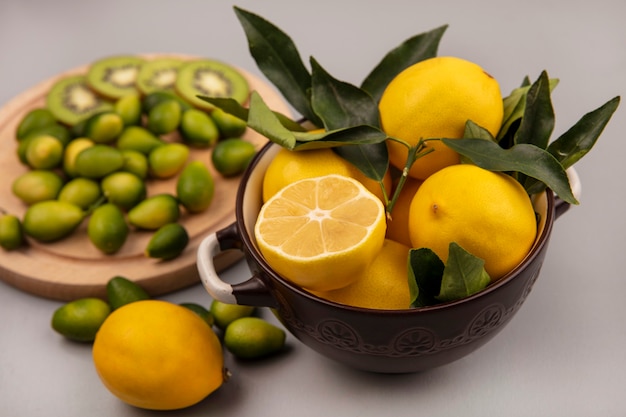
(136, 58), (184, 95)
(175, 60), (249, 111)
(86, 55), (144, 99)
(46, 75), (113, 126)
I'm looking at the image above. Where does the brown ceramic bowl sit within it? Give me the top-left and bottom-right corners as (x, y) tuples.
(197, 142), (579, 373)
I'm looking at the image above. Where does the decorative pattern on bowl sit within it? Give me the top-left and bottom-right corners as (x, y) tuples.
(197, 142), (573, 373)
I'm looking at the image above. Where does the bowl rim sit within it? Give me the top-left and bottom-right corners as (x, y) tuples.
(235, 141), (556, 315)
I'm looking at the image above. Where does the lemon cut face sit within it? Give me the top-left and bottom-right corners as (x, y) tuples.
(255, 174), (386, 292)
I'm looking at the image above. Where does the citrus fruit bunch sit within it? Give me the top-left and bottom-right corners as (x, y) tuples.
(225, 7), (618, 310)
(251, 55), (538, 309)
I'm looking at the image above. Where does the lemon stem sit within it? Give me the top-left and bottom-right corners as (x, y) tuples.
(385, 138), (436, 218)
(223, 367), (232, 383)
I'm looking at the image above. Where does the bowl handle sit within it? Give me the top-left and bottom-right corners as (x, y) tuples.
(196, 223), (278, 308)
(555, 167), (582, 219)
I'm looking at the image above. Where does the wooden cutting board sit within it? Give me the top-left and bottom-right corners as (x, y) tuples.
(0, 55), (292, 301)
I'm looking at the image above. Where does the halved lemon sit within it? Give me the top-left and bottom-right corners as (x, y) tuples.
(254, 174), (387, 292)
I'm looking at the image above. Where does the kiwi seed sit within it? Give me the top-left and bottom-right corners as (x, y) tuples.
(86, 55), (144, 99)
(174, 59), (249, 111)
(136, 57), (184, 95)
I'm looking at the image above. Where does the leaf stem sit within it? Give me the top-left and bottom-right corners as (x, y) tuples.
(378, 180), (391, 208)
(386, 135), (412, 149)
(386, 139), (435, 218)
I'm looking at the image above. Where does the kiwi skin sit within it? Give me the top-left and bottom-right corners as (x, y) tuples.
(175, 60), (249, 111)
(86, 55), (144, 99)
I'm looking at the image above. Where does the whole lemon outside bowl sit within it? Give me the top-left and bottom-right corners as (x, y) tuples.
(197, 142), (579, 374)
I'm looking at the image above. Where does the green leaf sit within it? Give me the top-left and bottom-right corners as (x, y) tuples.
(247, 91), (298, 149)
(310, 57), (380, 129)
(498, 77), (559, 142)
(198, 96), (249, 120)
(361, 25), (448, 102)
(246, 91), (388, 150)
(408, 248), (445, 308)
(513, 71), (555, 188)
(514, 71), (555, 149)
(500, 76), (533, 132)
(525, 95), (620, 194)
(519, 76), (531, 87)
(233, 7), (322, 126)
(442, 138), (578, 204)
(332, 142), (389, 183)
(436, 243), (491, 302)
(198, 96), (305, 132)
(501, 88), (526, 131)
(292, 125), (388, 150)
(547, 95), (620, 169)
(463, 120), (496, 141)
(460, 121), (496, 163)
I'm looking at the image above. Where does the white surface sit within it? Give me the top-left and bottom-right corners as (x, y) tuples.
(1, 0), (625, 415)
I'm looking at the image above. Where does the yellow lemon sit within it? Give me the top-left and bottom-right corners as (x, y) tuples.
(255, 174), (387, 292)
(386, 177), (422, 247)
(379, 56), (503, 180)
(262, 147), (391, 203)
(313, 239), (411, 310)
(92, 300), (224, 410)
(408, 164), (537, 281)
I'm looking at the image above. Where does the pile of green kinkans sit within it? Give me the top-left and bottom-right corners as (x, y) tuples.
(1, 57), (257, 258)
(52, 275), (286, 360)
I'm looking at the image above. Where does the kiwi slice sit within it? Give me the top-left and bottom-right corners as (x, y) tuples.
(46, 75), (113, 126)
(136, 57), (184, 95)
(86, 55), (144, 99)
(175, 59), (249, 111)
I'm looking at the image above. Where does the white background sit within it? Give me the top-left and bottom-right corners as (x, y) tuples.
(1, 0), (625, 415)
